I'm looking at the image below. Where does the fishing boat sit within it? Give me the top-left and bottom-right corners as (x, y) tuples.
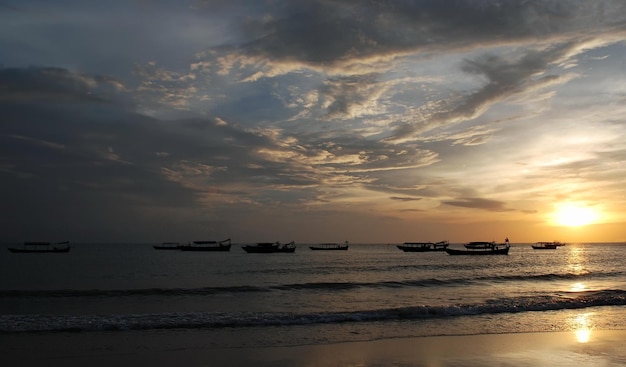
(464, 241), (496, 249)
(531, 241), (565, 250)
(153, 242), (182, 250)
(179, 238), (231, 252)
(242, 241), (296, 253)
(446, 239), (510, 255)
(397, 241), (449, 252)
(309, 241), (349, 251)
(8, 241), (71, 253)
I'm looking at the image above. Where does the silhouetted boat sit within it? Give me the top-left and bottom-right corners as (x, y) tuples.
(8, 241), (71, 253)
(310, 241), (349, 251)
(397, 241), (449, 252)
(153, 242), (182, 250)
(531, 241), (565, 250)
(242, 241), (296, 253)
(446, 239), (510, 255)
(464, 241), (496, 249)
(179, 238), (231, 251)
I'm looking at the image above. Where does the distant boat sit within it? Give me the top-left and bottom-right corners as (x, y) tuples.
(446, 239), (510, 255)
(397, 241), (449, 252)
(8, 241), (71, 253)
(310, 241), (349, 251)
(532, 241), (566, 250)
(153, 242), (182, 250)
(242, 241), (296, 253)
(179, 238), (231, 252)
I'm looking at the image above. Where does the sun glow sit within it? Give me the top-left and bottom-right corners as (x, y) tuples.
(552, 203), (599, 227)
(572, 313), (592, 343)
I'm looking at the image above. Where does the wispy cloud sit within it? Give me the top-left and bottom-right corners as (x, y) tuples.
(443, 197), (513, 212)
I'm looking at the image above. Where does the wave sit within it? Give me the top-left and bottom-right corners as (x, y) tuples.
(2, 289), (625, 333)
(0, 271), (619, 298)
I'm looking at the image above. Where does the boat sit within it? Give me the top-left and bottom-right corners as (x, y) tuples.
(531, 241), (566, 250)
(8, 241), (71, 253)
(242, 241), (296, 253)
(397, 241), (449, 252)
(153, 242), (182, 250)
(464, 241), (496, 249)
(179, 238), (231, 251)
(446, 239), (510, 255)
(310, 241), (349, 251)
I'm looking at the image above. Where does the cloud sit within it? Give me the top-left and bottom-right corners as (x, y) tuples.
(390, 196), (422, 202)
(443, 197), (513, 212)
(3, 2), (626, 241)
(385, 43), (585, 143)
(201, 1), (626, 70)
(0, 67), (126, 103)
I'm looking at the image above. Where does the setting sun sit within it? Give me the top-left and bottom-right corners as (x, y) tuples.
(553, 203), (600, 227)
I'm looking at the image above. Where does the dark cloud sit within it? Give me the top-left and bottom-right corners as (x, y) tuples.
(0, 67), (125, 103)
(0, 66), (275, 240)
(236, 0), (626, 65)
(443, 197), (513, 212)
(1, 65), (441, 240)
(320, 73), (382, 118)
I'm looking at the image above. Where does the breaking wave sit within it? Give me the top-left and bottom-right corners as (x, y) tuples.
(2, 289), (625, 333)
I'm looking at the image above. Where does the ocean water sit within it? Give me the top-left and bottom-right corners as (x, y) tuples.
(1, 242), (625, 347)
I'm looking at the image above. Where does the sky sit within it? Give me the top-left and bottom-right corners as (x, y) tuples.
(1, 0), (626, 244)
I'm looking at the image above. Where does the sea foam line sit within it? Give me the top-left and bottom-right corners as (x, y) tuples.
(1, 289), (625, 333)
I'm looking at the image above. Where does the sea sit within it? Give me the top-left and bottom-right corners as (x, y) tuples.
(1, 242), (625, 348)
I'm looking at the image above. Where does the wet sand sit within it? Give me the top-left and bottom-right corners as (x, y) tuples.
(3, 329), (626, 366)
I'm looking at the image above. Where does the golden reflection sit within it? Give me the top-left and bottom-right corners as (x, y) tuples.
(576, 328), (591, 343)
(569, 282), (586, 292)
(566, 246), (586, 275)
(572, 313), (592, 343)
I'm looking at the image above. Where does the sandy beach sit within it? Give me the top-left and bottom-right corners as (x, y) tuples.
(3, 329), (625, 367)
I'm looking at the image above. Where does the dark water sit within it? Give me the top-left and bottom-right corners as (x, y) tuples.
(1, 242), (625, 347)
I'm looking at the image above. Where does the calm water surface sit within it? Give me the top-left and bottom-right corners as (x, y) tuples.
(1, 242), (625, 347)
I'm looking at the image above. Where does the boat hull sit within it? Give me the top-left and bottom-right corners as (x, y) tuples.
(445, 247), (510, 255)
(243, 242), (295, 253)
(397, 241), (449, 252)
(531, 242), (563, 250)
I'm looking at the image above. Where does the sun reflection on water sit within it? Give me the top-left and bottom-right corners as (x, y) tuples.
(566, 246), (587, 275)
(572, 313), (592, 343)
(569, 282), (586, 292)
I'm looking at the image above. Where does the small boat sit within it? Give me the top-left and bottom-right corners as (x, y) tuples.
(464, 241), (496, 249)
(397, 241), (449, 252)
(531, 241), (566, 250)
(8, 241), (71, 253)
(179, 238), (231, 252)
(242, 241), (296, 253)
(153, 242), (182, 250)
(446, 239), (510, 256)
(310, 241), (349, 251)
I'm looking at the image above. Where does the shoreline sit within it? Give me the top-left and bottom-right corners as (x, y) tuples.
(3, 329), (625, 366)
